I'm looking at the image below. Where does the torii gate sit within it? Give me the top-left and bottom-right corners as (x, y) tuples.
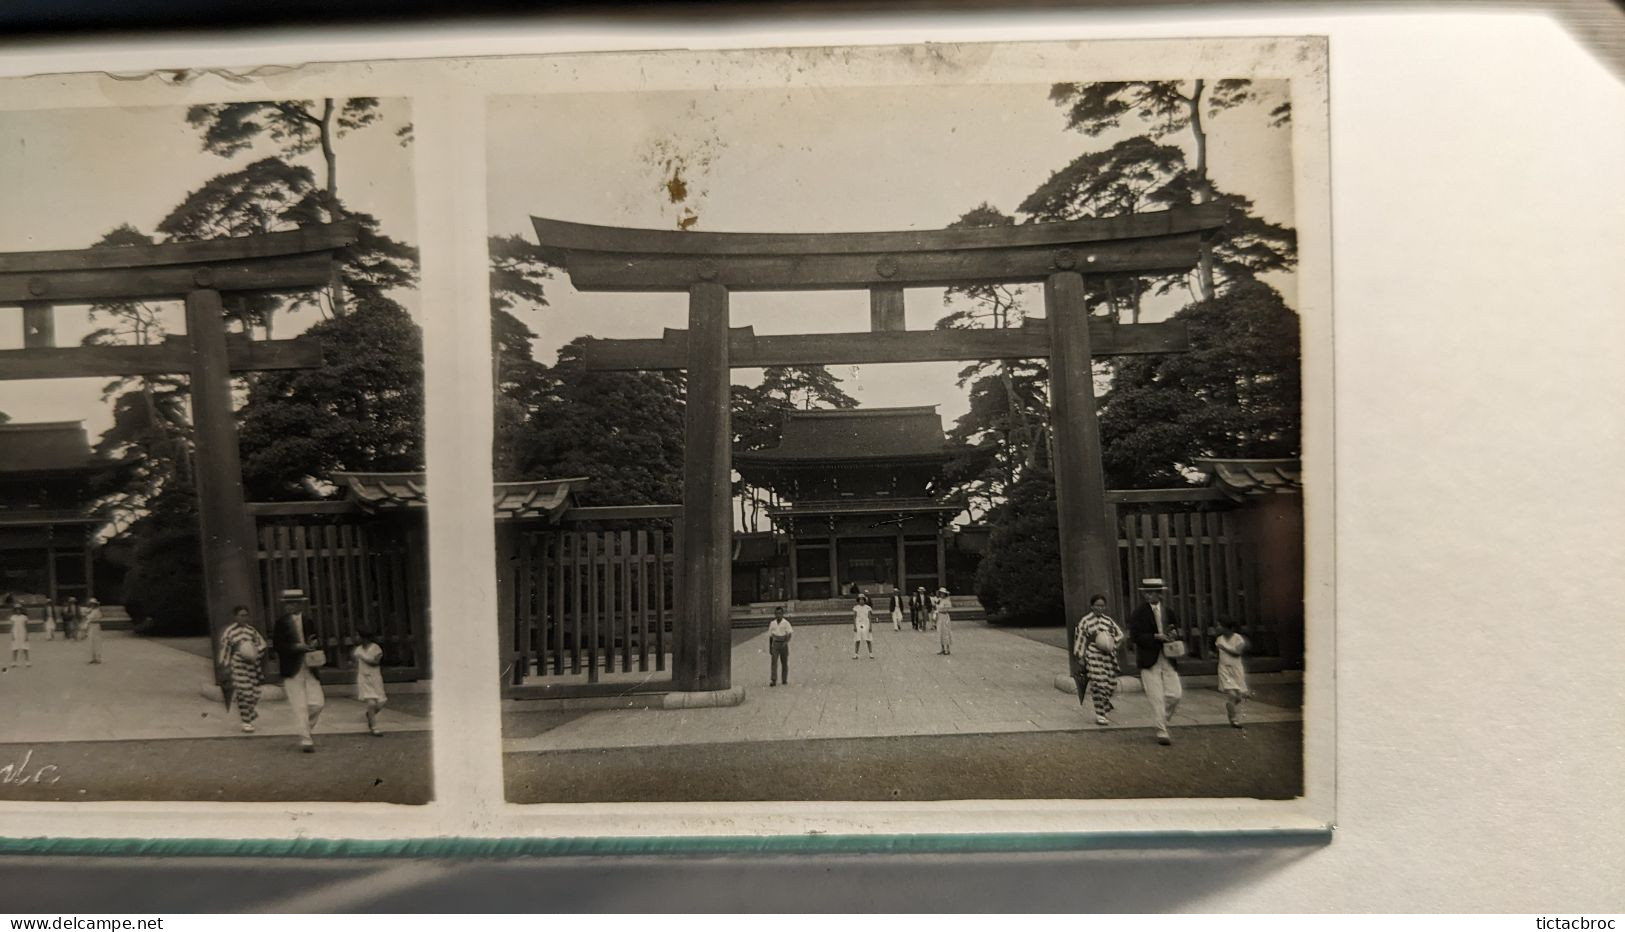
(533, 204), (1226, 695)
(0, 223), (357, 667)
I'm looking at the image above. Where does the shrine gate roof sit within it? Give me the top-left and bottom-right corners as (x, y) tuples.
(1196, 458), (1303, 500)
(327, 472), (589, 521)
(0, 421), (97, 474)
(734, 406), (950, 467)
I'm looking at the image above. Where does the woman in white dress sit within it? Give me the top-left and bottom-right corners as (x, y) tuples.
(935, 588), (953, 656)
(83, 599), (104, 664)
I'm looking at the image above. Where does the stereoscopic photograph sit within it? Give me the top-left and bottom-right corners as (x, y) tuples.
(487, 49), (1320, 803)
(0, 97), (432, 802)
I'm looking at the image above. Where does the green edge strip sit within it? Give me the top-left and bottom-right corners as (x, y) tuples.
(0, 829), (1331, 858)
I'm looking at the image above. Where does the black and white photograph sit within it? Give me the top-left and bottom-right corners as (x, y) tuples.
(0, 97), (432, 803)
(487, 44), (1324, 804)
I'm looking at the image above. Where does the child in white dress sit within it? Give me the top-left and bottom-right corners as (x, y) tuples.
(851, 595), (875, 659)
(352, 631), (387, 736)
(8, 606), (31, 667)
(1214, 621), (1249, 728)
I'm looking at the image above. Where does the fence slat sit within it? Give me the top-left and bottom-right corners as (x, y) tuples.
(338, 525), (361, 657)
(1221, 513), (1243, 643)
(588, 532), (603, 682)
(635, 531), (650, 673)
(565, 532), (581, 676)
(553, 533), (566, 676)
(513, 532), (531, 684)
(655, 529), (668, 672)
(540, 533), (553, 678)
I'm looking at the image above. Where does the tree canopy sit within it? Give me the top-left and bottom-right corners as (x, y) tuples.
(499, 337), (688, 506)
(1100, 280), (1301, 488)
(237, 298), (426, 501)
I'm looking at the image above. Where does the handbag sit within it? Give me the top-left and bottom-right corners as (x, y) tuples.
(1162, 636), (1187, 659)
(304, 647), (327, 668)
(1092, 630), (1118, 653)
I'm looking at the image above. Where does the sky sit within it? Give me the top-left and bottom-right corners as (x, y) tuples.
(486, 80), (1297, 428)
(0, 98), (419, 437)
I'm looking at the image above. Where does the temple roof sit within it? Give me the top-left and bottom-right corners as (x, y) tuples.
(331, 472), (588, 521)
(1196, 458), (1303, 499)
(734, 406), (951, 467)
(0, 421), (97, 475)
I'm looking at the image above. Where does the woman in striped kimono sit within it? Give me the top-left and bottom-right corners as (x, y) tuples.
(218, 606), (269, 733)
(1073, 594), (1125, 726)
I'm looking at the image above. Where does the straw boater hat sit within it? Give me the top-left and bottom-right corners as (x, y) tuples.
(280, 588), (308, 602)
(1139, 577), (1167, 590)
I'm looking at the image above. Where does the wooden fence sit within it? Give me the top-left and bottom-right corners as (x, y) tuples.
(504, 527), (679, 688)
(256, 520), (429, 678)
(1116, 509), (1274, 660)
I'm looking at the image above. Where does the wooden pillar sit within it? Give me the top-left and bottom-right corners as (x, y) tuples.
(787, 533), (799, 603)
(935, 524), (947, 591)
(1046, 271), (1117, 678)
(185, 288), (264, 679)
(895, 526), (907, 590)
(21, 301), (55, 348)
(45, 534), (58, 602)
(674, 282), (733, 693)
(828, 531), (840, 596)
(83, 528), (95, 602)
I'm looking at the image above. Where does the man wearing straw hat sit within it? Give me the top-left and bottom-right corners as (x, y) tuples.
(272, 589), (326, 752)
(1128, 577), (1184, 746)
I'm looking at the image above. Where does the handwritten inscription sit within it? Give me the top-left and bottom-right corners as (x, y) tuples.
(0, 749), (62, 785)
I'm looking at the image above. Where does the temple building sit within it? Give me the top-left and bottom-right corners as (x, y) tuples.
(0, 421), (105, 604)
(733, 406), (966, 604)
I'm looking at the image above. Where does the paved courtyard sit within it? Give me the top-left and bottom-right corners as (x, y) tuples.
(0, 630), (431, 744)
(502, 619), (1299, 753)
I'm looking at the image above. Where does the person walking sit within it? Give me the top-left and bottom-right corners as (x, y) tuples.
(851, 593), (875, 659)
(766, 606), (793, 686)
(1073, 594), (1125, 726)
(1215, 620), (1250, 729)
(218, 605), (268, 733)
(8, 604), (31, 667)
(910, 587), (929, 631)
(888, 587), (905, 632)
(352, 629), (388, 736)
(60, 598), (78, 641)
(82, 599), (104, 664)
(273, 589), (326, 752)
(1128, 577), (1184, 745)
(43, 600), (57, 641)
(935, 588), (954, 655)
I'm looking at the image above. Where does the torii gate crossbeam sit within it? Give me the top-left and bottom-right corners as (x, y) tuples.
(0, 222), (358, 672)
(533, 205), (1226, 694)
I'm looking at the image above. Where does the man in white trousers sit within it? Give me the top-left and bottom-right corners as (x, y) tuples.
(1127, 577), (1183, 745)
(272, 589), (326, 752)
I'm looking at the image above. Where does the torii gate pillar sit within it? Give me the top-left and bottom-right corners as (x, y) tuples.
(185, 288), (264, 651)
(1046, 271), (1122, 640)
(676, 282), (734, 692)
